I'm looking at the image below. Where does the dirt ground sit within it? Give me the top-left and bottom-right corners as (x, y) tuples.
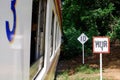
(102, 45), (120, 80)
(56, 44), (120, 80)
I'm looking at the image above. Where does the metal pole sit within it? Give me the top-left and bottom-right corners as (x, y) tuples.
(100, 53), (102, 80)
(82, 44), (84, 64)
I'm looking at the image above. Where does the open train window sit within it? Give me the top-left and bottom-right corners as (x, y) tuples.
(55, 22), (58, 50)
(30, 0), (47, 79)
(50, 12), (55, 57)
(56, 23), (59, 49)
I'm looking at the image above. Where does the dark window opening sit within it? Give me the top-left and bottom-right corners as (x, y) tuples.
(30, 0), (39, 66)
(50, 12), (55, 56)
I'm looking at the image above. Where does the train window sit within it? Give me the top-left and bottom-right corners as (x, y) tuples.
(58, 26), (60, 45)
(55, 22), (58, 50)
(56, 24), (59, 48)
(30, 0), (47, 79)
(57, 25), (60, 46)
(50, 12), (55, 56)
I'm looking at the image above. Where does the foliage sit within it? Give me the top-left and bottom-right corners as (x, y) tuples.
(57, 70), (69, 80)
(61, 27), (81, 59)
(56, 64), (100, 80)
(114, 19), (120, 39)
(106, 18), (120, 41)
(75, 64), (99, 74)
(61, 0), (120, 59)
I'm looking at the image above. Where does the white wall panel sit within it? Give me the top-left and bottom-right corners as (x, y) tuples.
(0, 0), (32, 80)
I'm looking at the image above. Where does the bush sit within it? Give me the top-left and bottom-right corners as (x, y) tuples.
(115, 19), (120, 39)
(61, 27), (82, 59)
(107, 18), (120, 41)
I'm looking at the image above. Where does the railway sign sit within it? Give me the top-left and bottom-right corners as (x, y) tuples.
(93, 37), (110, 53)
(77, 33), (89, 64)
(77, 33), (88, 44)
(93, 37), (110, 80)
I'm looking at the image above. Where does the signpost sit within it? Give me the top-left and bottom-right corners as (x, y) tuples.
(93, 37), (110, 80)
(77, 33), (88, 64)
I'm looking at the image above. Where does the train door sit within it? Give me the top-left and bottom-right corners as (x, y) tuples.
(30, 0), (47, 79)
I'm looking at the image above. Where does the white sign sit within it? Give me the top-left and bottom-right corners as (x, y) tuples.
(77, 33), (88, 64)
(93, 37), (110, 80)
(77, 33), (88, 44)
(93, 37), (110, 53)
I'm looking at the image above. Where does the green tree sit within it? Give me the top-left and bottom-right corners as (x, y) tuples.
(61, 0), (120, 59)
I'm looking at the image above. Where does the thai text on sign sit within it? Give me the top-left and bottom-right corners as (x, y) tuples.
(93, 37), (110, 53)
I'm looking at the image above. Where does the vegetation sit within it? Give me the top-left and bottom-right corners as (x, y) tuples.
(56, 65), (101, 80)
(75, 64), (99, 74)
(61, 0), (120, 59)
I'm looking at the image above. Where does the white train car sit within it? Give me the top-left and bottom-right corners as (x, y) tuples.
(0, 0), (62, 80)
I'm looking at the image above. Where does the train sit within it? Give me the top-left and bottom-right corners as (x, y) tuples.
(0, 0), (62, 80)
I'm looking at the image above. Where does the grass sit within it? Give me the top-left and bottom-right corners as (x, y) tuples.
(74, 77), (100, 80)
(57, 70), (69, 80)
(75, 64), (99, 74)
(56, 64), (101, 80)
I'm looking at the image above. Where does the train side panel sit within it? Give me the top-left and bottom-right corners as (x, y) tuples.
(0, 0), (62, 80)
(0, 0), (32, 80)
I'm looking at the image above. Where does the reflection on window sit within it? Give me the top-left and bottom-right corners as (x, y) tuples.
(50, 12), (55, 57)
(30, 0), (47, 79)
(55, 22), (58, 50)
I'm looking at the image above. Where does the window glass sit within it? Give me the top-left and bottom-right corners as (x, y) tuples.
(55, 22), (57, 50)
(50, 12), (55, 56)
(30, 0), (47, 79)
